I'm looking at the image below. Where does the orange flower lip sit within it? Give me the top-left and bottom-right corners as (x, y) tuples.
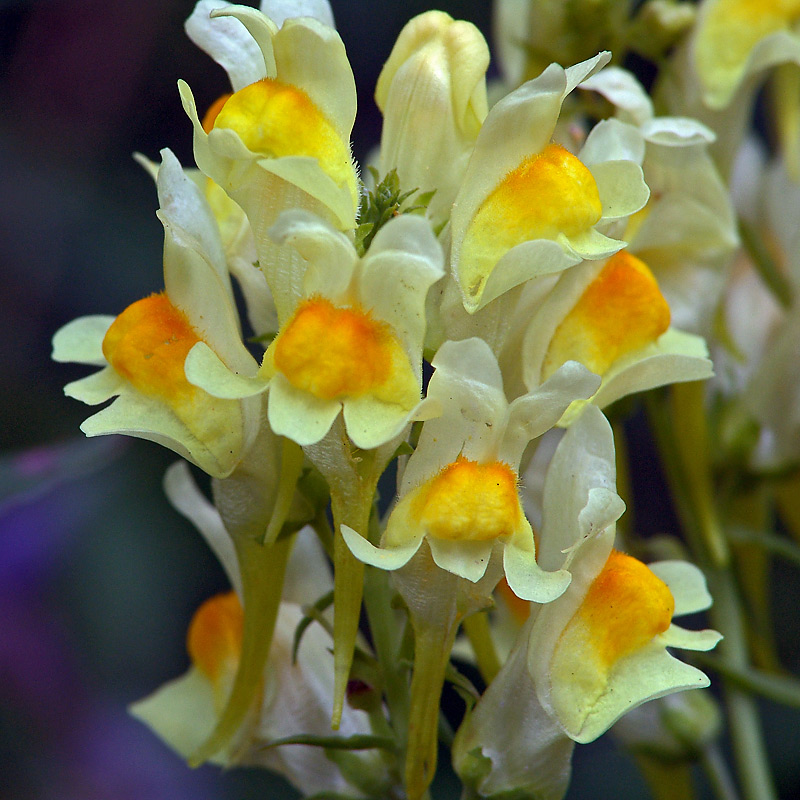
(271, 296), (417, 405)
(412, 455), (521, 542)
(187, 591), (243, 684)
(543, 250), (671, 379)
(102, 292), (201, 405)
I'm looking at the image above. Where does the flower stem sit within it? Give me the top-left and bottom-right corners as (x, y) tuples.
(462, 611), (501, 685)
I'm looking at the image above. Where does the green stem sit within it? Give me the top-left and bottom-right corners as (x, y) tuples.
(462, 611), (501, 685)
(405, 615), (460, 800)
(364, 563), (410, 751)
(700, 743), (741, 800)
(330, 490), (372, 730)
(707, 568), (777, 800)
(668, 382), (729, 568)
(738, 218), (792, 310)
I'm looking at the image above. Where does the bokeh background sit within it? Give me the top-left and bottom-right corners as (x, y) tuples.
(2, 1), (799, 798)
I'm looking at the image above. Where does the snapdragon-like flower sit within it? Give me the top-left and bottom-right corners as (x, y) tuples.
(343, 337), (601, 602)
(692, 0), (800, 109)
(52, 150), (260, 478)
(186, 209), (444, 450)
(131, 472), (378, 796)
(181, 2), (360, 324)
(454, 406), (721, 799)
(522, 249), (713, 422)
(582, 67), (739, 334)
(449, 52), (650, 312)
(375, 10), (489, 225)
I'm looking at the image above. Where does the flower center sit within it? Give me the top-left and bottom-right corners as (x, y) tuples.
(102, 293), (201, 406)
(269, 297), (417, 406)
(460, 143), (602, 301)
(542, 250), (671, 379)
(212, 78), (356, 196)
(412, 456), (521, 542)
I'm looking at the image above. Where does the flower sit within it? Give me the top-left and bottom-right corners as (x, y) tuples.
(449, 53), (650, 312)
(52, 150), (260, 478)
(185, 209), (444, 450)
(521, 249), (714, 422)
(343, 337), (601, 602)
(375, 10), (489, 225)
(180, 2), (360, 323)
(454, 406), (720, 799)
(131, 470), (380, 796)
(692, 0), (800, 109)
(581, 66), (739, 334)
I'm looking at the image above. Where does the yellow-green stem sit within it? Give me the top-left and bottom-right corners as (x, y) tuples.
(462, 611), (501, 685)
(330, 492), (371, 730)
(405, 616), (460, 800)
(669, 382), (729, 568)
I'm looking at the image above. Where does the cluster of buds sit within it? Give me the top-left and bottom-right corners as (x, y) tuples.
(54, 0), (800, 798)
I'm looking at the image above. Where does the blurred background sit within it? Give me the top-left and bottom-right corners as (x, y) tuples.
(1, 1), (799, 798)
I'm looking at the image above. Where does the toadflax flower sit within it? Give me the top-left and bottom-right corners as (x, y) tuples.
(131, 468), (382, 797)
(185, 209), (444, 450)
(521, 249), (714, 423)
(375, 10), (490, 225)
(454, 405), (721, 800)
(343, 336), (601, 602)
(449, 52), (650, 313)
(181, 1), (360, 322)
(52, 149), (260, 478)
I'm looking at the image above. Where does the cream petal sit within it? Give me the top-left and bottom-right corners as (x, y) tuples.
(163, 460), (242, 597)
(580, 118), (645, 166)
(272, 16), (357, 140)
(641, 116), (716, 146)
(426, 537), (494, 583)
(503, 539), (571, 604)
(130, 667), (219, 761)
(283, 526), (333, 606)
(554, 641), (711, 744)
(185, 342), (266, 399)
(52, 315), (115, 366)
(259, 156), (356, 230)
(186, 0), (270, 90)
(648, 560), (714, 616)
(591, 328), (713, 410)
(260, 0), (335, 28)
(581, 66), (654, 126)
(64, 366), (124, 405)
(359, 214), (445, 358)
(267, 374), (341, 445)
(591, 160), (650, 221)
(342, 394), (412, 451)
(341, 523), (422, 570)
(502, 361), (600, 466)
(79, 390), (239, 478)
(661, 624), (723, 652)
(156, 148), (230, 291)
(210, 5), (279, 78)
(562, 227), (626, 261)
(267, 209), (356, 299)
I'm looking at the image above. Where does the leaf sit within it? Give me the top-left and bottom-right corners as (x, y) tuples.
(292, 589), (334, 663)
(260, 733), (396, 751)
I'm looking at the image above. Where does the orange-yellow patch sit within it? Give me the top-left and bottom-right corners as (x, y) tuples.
(202, 93), (232, 134)
(187, 591), (243, 684)
(569, 549), (673, 667)
(412, 456), (521, 542)
(212, 78), (356, 198)
(269, 297), (418, 407)
(542, 250), (670, 379)
(459, 143), (602, 302)
(103, 293), (201, 405)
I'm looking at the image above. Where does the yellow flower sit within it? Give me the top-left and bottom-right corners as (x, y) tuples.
(52, 150), (260, 478)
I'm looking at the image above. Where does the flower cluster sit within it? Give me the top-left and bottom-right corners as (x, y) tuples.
(55, 1), (800, 798)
